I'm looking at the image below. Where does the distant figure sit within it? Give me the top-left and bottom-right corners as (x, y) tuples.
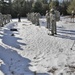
(46, 10), (50, 30)
(17, 14), (21, 22)
(71, 10), (74, 22)
(33, 13), (37, 24)
(36, 13), (40, 26)
(7, 14), (12, 23)
(55, 10), (60, 21)
(0, 13), (3, 27)
(50, 8), (57, 36)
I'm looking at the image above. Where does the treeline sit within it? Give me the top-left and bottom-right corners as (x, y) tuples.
(0, 0), (75, 18)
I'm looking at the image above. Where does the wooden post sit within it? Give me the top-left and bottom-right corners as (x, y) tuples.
(60, 73), (63, 75)
(34, 71), (36, 75)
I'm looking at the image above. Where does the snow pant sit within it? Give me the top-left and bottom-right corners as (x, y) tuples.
(36, 19), (39, 26)
(47, 19), (50, 30)
(71, 14), (74, 22)
(0, 20), (3, 27)
(51, 20), (57, 35)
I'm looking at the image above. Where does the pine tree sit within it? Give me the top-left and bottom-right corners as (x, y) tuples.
(32, 1), (42, 13)
(67, 0), (75, 14)
(49, 0), (59, 9)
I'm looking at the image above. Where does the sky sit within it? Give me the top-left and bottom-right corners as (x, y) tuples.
(59, 0), (63, 2)
(52, 0), (63, 2)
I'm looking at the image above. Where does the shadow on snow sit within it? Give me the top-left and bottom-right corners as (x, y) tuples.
(57, 26), (75, 40)
(0, 22), (26, 50)
(0, 45), (49, 75)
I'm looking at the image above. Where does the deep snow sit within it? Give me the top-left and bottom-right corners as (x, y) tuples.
(0, 17), (75, 75)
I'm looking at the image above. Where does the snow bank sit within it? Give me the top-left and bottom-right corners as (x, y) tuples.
(0, 17), (75, 75)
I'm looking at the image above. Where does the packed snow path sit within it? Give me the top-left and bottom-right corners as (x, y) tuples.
(0, 17), (75, 75)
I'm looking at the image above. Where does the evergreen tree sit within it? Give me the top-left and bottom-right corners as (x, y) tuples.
(67, 0), (75, 14)
(49, 0), (59, 9)
(40, 0), (48, 4)
(0, 0), (11, 14)
(32, 1), (42, 13)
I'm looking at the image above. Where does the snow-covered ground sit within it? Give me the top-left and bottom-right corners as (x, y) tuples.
(0, 17), (75, 75)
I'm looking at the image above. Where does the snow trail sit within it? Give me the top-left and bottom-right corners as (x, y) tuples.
(0, 17), (75, 75)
